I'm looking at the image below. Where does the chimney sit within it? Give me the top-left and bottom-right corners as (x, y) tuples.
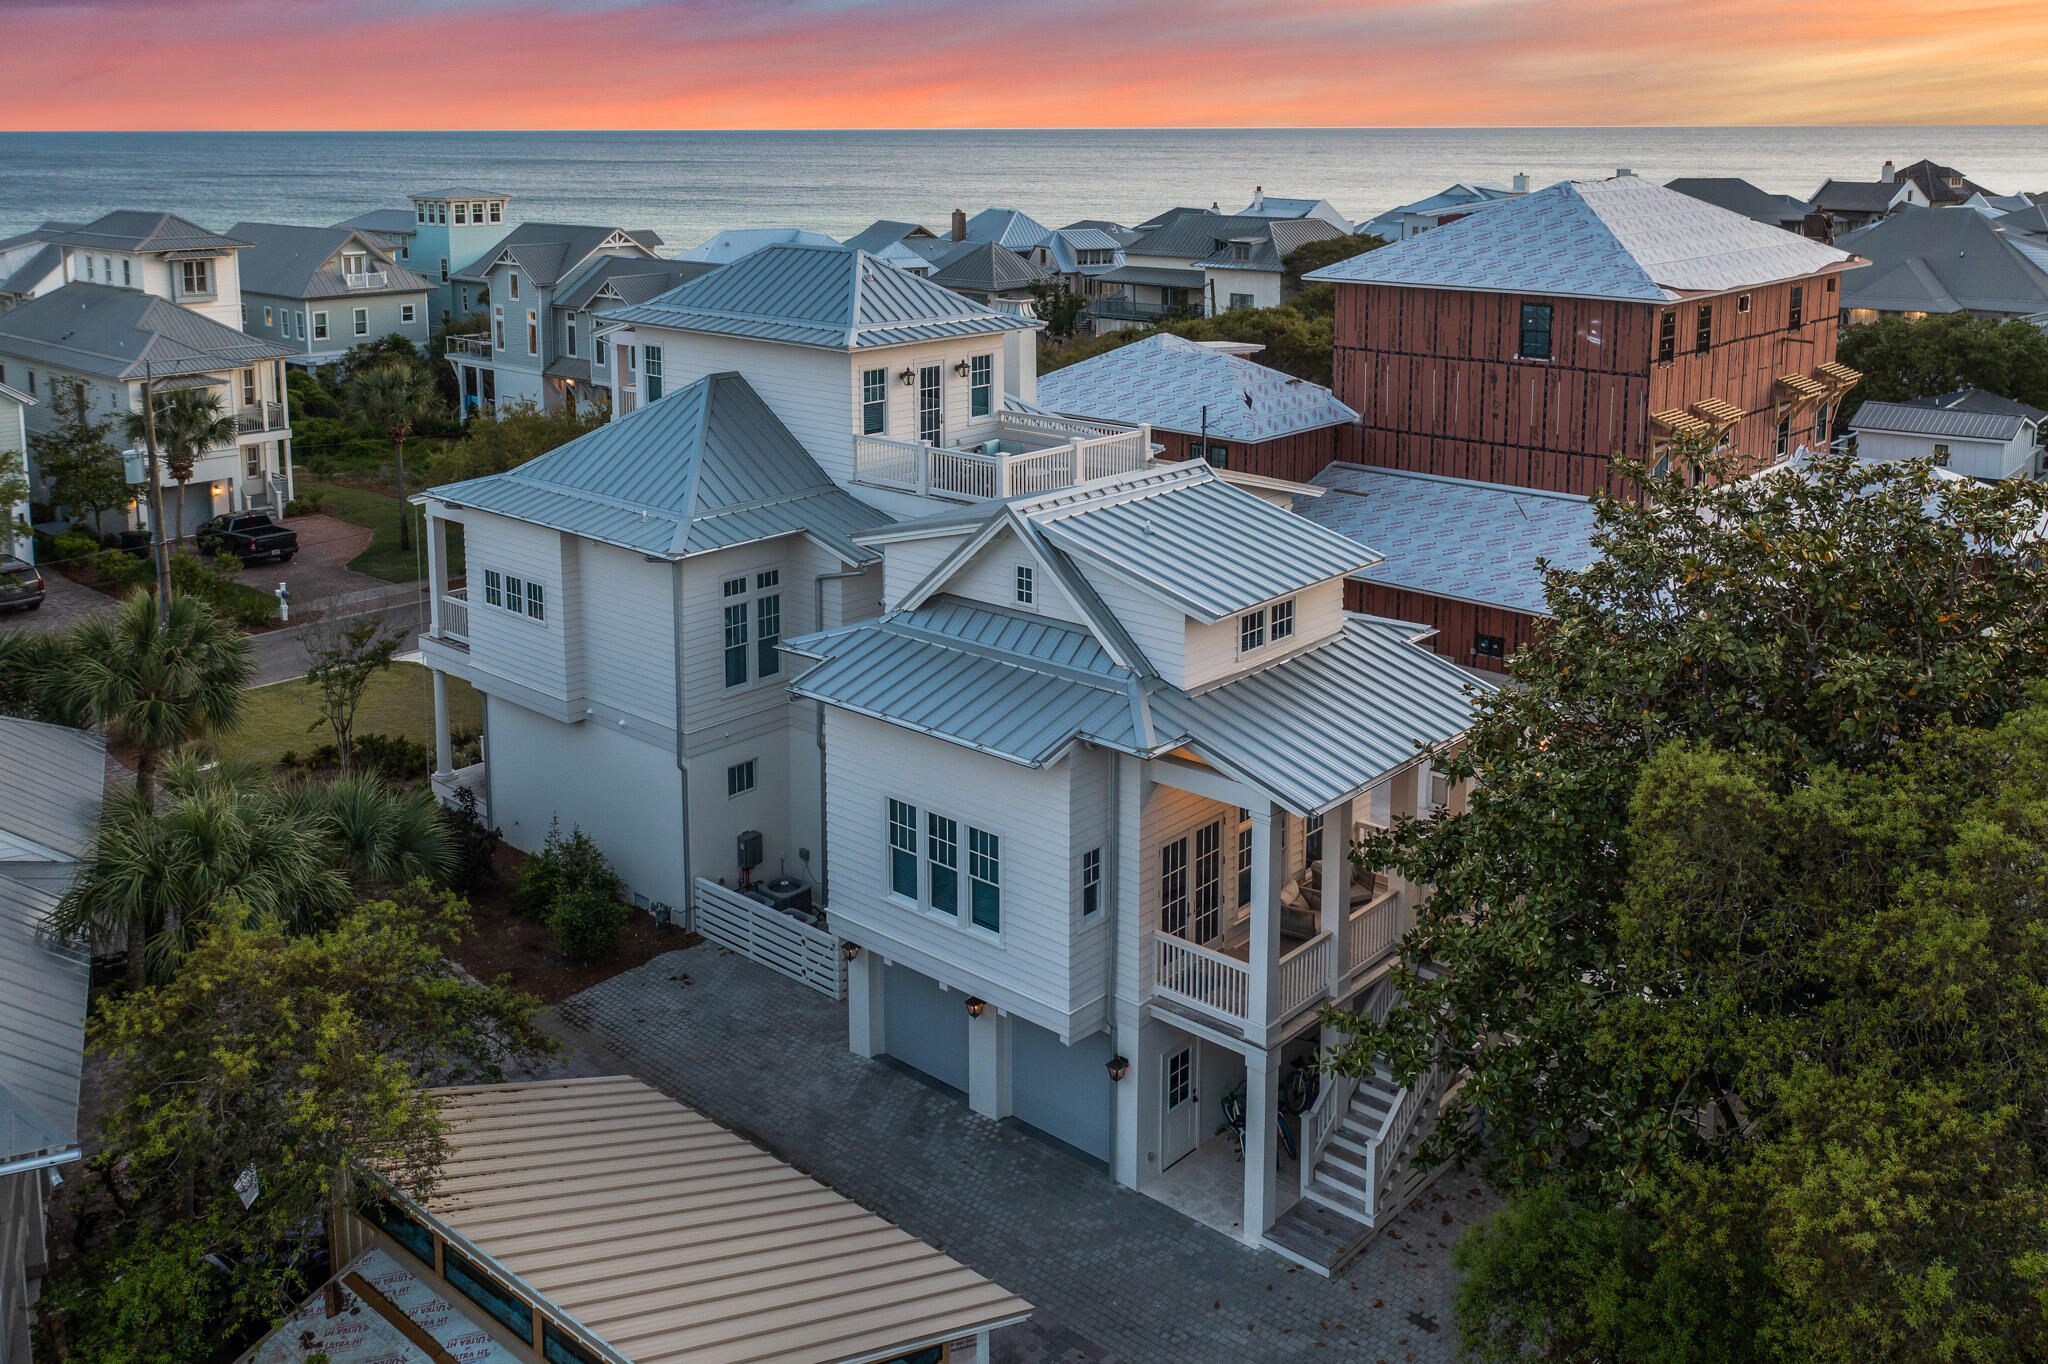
(1882, 160), (1896, 182)
(1253, 185), (1264, 209)
(1616, 168), (1633, 179)
(950, 208), (966, 242)
(1512, 172), (1529, 194)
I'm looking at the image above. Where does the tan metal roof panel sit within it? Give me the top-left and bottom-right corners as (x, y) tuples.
(419, 1077), (1031, 1364)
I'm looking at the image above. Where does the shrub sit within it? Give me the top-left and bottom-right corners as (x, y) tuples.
(351, 732), (432, 782)
(278, 749), (300, 769)
(92, 548), (146, 589)
(283, 496), (321, 518)
(442, 786), (501, 894)
(545, 886), (630, 965)
(167, 549), (276, 628)
(50, 529), (100, 566)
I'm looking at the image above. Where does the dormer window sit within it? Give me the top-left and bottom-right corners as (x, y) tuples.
(1270, 598), (1295, 642)
(1232, 242), (1251, 261)
(1015, 565), (1035, 605)
(178, 259), (212, 297)
(342, 251), (366, 276)
(1238, 608), (1266, 653)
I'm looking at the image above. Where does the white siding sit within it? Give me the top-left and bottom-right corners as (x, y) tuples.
(1065, 746), (1115, 1033)
(615, 330), (855, 483)
(569, 539), (677, 726)
(1181, 579), (1346, 690)
(1085, 572), (1187, 684)
(929, 525), (1085, 622)
(1854, 429), (2037, 481)
(881, 533), (974, 611)
(1203, 268), (1283, 313)
(678, 535), (828, 738)
(822, 709), (1081, 1037)
(463, 511), (572, 701)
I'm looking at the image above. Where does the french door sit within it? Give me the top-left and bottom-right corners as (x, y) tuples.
(918, 364), (944, 445)
(1160, 819), (1224, 946)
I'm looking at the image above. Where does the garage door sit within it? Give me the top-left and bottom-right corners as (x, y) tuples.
(1010, 1021), (1115, 1161)
(883, 964), (970, 1093)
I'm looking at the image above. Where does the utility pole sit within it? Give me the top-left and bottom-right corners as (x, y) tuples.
(140, 361), (171, 626)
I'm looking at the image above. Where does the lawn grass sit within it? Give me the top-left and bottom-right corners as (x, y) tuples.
(299, 479), (463, 583)
(221, 661), (482, 766)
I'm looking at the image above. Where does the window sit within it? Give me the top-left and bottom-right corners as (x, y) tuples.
(1656, 309), (1676, 363)
(1231, 241), (1251, 261)
(453, 201), (467, 224)
(1015, 564), (1035, 605)
(755, 582), (780, 678)
(1238, 607), (1266, 653)
(723, 600), (749, 687)
(242, 368), (257, 405)
(440, 256), (450, 283)
(542, 1323), (605, 1364)
(726, 760), (755, 797)
(1229, 292), (1254, 311)
(526, 310), (537, 356)
(927, 813), (959, 915)
(101, 256), (111, 281)
(401, 303), (416, 324)
(493, 306), (505, 350)
(1474, 632), (1506, 660)
(443, 1248), (533, 1342)
(361, 1199), (436, 1267)
(295, 310), (305, 337)
(1789, 285), (1804, 329)
(84, 255), (94, 281)
(469, 201), (483, 221)
(969, 353), (992, 417)
(1826, 275), (1836, 296)
(179, 259), (211, 296)
(566, 315), (577, 356)
(888, 799), (919, 899)
(488, 201), (502, 224)
(417, 203), (428, 224)
(1305, 812), (1325, 865)
(263, 307), (273, 327)
(623, 346), (637, 387)
(1270, 598), (1294, 642)
(968, 828), (1000, 930)
(1695, 304), (1712, 353)
(1933, 442), (1952, 459)
(245, 446), (264, 478)
(503, 574), (523, 613)
(1081, 847), (1102, 915)
(1813, 403), (1830, 442)
(354, 308), (368, 335)
(595, 335), (608, 367)
(313, 311), (328, 340)
(1235, 817), (1253, 906)
(918, 364), (943, 444)
(861, 367), (887, 434)
(1737, 292), (1751, 313)
(1429, 769), (1451, 811)
(525, 579), (544, 620)
(1776, 412), (1791, 457)
(1519, 301), (1553, 359)
(342, 251), (366, 276)
(644, 344), (663, 401)
(508, 271), (519, 300)
(1160, 837), (1189, 936)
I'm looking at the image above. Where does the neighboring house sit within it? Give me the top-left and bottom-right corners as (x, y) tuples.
(1891, 157), (1988, 207)
(1836, 206), (2048, 325)
(0, 224), (79, 311)
(790, 460), (1489, 1269)
(1047, 225), (1126, 297)
(1809, 175), (1926, 235)
(445, 222), (668, 415)
(1358, 180), (1525, 241)
(406, 187), (513, 324)
(228, 222), (434, 365)
(1307, 175), (1865, 497)
(249, 1077), (1030, 1364)
(1849, 389), (2045, 482)
(1, 381), (30, 559)
(1086, 213), (1345, 332)
(1665, 177), (1821, 235)
(960, 207), (1059, 271)
(1235, 187), (1354, 234)
(329, 207), (419, 265)
(1960, 190), (2036, 218)
(840, 219), (940, 276)
(0, 717), (105, 1364)
(1996, 200), (2048, 238)
(1037, 334), (1359, 480)
(924, 240), (1051, 308)
(0, 284), (297, 527)
(676, 227), (837, 264)
(1294, 464), (1601, 671)
(2, 211), (251, 327)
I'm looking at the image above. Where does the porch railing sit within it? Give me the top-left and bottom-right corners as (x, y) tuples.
(1346, 887), (1405, 983)
(1154, 933), (1248, 1022)
(342, 270), (390, 290)
(1300, 1071), (1358, 1201)
(852, 420), (1151, 502)
(1277, 930), (1334, 1022)
(439, 587), (469, 644)
(236, 402), (286, 434)
(447, 334), (493, 359)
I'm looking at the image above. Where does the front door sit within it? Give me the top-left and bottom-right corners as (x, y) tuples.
(1161, 1043), (1200, 1169)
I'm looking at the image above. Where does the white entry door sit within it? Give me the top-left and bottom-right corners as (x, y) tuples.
(1161, 1043), (1200, 1170)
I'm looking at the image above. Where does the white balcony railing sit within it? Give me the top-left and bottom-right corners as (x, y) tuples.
(1345, 887), (1406, 983)
(1278, 930), (1334, 1022)
(446, 334), (493, 359)
(236, 401), (286, 434)
(343, 270), (390, 290)
(438, 587), (469, 644)
(1151, 929), (1333, 1039)
(853, 413), (1152, 502)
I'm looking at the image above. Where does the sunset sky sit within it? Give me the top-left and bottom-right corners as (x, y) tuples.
(7, 0), (2047, 131)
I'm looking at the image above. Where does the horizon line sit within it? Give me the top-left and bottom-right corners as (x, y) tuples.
(5, 123), (2046, 136)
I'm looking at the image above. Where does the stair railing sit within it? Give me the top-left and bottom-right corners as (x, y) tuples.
(1298, 1070), (1358, 1201)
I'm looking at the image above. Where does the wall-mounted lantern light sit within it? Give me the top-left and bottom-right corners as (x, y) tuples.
(897, 367), (916, 386)
(952, 359), (971, 378)
(840, 941), (861, 962)
(1106, 1055), (1130, 1082)
(963, 996), (987, 1018)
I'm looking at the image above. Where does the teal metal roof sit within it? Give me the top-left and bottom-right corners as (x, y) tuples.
(429, 371), (890, 562)
(0, 282), (292, 379)
(602, 243), (1038, 351)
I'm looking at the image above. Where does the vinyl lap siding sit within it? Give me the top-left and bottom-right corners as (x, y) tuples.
(1065, 747), (1114, 1032)
(570, 539), (677, 727)
(624, 331), (855, 484)
(679, 536), (828, 740)
(881, 534), (972, 610)
(462, 511), (572, 701)
(1084, 573), (1186, 683)
(1181, 579), (1345, 690)
(939, 526), (1086, 623)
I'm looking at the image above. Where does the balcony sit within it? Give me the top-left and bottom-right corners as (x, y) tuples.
(236, 401), (286, 434)
(853, 411), (1153, 502)
(446, 334), (493, 359)
(1086, 295), (1190, 323)
(1152, 930), (1334, 1042)
(436, 586), (469, 646)
(342, 270), (391, 290)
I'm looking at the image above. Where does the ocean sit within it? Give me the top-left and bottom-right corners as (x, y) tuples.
(0, 127), (2043, 247)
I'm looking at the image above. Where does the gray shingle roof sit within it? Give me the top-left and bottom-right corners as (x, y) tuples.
(429, 371), (890, 561)
(331, 209), (420, 237)
(601, 244), (1038, 352)
(1812, 179), (1908, 214)
(1664, 177), (1812, 226)
(43, 210), (249, 255)
(1038, 334), (1358, 443)
(453, 223), (660, 287)
(0, 282), (292, 379)
(1308, 176), (1857, 303)
(555, 255), (719, 313)
(229, 221), (433, 301)
(788, 602), (1487, 815)
(1296, 464), (1601, 615)
(1124, 213), (1283, 261)
(1837, 206), (2048, 316)
(927, 240), (1051, 294)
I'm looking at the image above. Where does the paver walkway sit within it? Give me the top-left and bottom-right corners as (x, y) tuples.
(545, 942), (1498, 1364)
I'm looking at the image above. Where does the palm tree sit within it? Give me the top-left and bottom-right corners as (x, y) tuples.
(282, 770), (452, 888)
(50, 755), (351, 986)
(52, 590), (254, 805)
(342, 364), (442, 552)
(126, 388), (237, 545)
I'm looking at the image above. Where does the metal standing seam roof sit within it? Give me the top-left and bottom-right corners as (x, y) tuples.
(428, 370), (891, 562)
(417, 1077), (1033, 1364)
(0, 242), (63, 296)
(1308, 176), (1858, 302)
(330, 208), (420, 237)
(789, 603), (1490, 814)
(41, 210), (250, 255)
(1038, 333), (1359, 444)
(1091, 264), (1203, 289)
(927, 240), (1052, 293)
(0, 282), (293, 379)
(965, 207), (1056, 253)
(1122, 212), (1287, 262)
(227, 221), (434, 300)
(554, 255), (720, 313)
(453, 223), (660, 287)
(1663, 178), (1813, 226)
(601, 243), (1038, 351)
(1296, 463), (1602, 616)
(1055, 226), (1122, 252)
(839, 220), (934, 253)
(1835, 206), (2048, 316)
(676, 227), (840, 264)
(1849, 399), (2037, 443)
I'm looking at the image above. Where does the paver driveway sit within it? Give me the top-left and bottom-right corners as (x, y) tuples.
(544, 941), (1499, 1364)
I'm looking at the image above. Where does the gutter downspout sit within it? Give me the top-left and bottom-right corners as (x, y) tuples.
(1104, 748), (1121, 1036)
(813, 562), (872, 908)
(671, 560), (693, 929)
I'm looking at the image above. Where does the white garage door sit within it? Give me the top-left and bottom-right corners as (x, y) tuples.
(1010, 1021), (1115, 1161)
(883, 964), (970, 1093)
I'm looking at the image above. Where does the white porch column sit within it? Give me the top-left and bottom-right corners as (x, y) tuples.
(425, 513), (448, 636)
(847, 948), (886, 1059)
(1242, 1043), (1282, 1243)
(431, 669), (453, 778)
(1111, 753), (1146, 1189)
(1322, 797), (1354, 990)
(967, 1007), (1013, 1120)
(1245, 801), (1283, 1046)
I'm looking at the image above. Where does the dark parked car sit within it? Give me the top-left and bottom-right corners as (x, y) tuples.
(197, 513), (297, 565)
(0, 554), (44, 612)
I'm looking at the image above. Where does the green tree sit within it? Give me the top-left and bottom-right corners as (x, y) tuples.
(1836, 312), (2048, 423)
(51, 589), (253, 805)
(285, 769), (451, 889)
(1028, 281), (1090, 339)
(31, 376), (127, 530)
(0, 629), (68, 720)
(300, 612), (404, 772)
(426, 396), (608, 484)
(0, 441), (30, 555)
(1281, 231), (1387, 285)
(125, 387), (237, 544)
(36, 887), (550, 1361)
(341, 364), (443, 551)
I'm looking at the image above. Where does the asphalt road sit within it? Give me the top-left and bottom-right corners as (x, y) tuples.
(250, 585), (429, 685)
